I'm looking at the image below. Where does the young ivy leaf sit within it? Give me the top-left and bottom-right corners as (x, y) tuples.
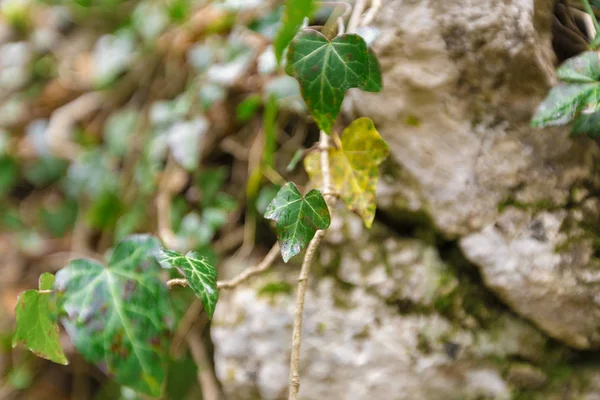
(158, 250), (219, 319)
(264, 182), (330, 262)
(531, 83), (600, 128)
(304, 117), (389, 228)
(12, 273), (68, 365)
(55, 235), (172, 397)
(273, 0), (314, 65)
(361, 48), (383, 92)
(557, 51), (600, 83)
(286, 29), (369, 134)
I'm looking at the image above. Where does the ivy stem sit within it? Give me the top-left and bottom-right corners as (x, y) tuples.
(187, 325), (224, 400)
(581, 0), (600, 40)
(288, 131), (336, 400)
(166, 243), (281, 290)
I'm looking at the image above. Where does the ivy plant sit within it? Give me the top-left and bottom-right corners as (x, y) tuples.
(532, 2), (600, 137)
(10, 0), (388, 398)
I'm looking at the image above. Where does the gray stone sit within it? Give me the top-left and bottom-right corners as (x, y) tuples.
(460, 207), (600, 349)
(212, 214), (549, 400)
(347, 0), (600, 350)
(349, 0), (594, 237)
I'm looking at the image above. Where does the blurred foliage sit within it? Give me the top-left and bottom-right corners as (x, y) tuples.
(0, 0), (318, 397)
(0, 0), (385, 397)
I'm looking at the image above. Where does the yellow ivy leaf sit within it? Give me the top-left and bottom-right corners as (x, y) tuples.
(304, 117), (389, 228)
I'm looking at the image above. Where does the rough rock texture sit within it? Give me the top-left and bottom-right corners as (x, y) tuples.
(351, 0), (592, 236)
(213, 213), (600, 399)
(213, 0), (600, 398)
(461, 206), (600, 349)
(348, 0), (600, 349)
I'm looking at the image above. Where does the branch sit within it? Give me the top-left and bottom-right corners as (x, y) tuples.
(166, 243), (281, 290)
(217, 243), (280, 289)
(187, 325), (224, 400)
(347, 0), (366, 33)
(359, 0), (382, 27)
(167, 278), (188, 289)
(47, 92), (103, 160)
(288, 131), (335, 400)
(156, 156), (188, 249)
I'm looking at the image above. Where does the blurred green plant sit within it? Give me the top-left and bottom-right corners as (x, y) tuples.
(532, 1), (600, 137)
(7, 0), (388, 398)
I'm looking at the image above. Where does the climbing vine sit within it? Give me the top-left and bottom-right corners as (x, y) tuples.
(10, 0), (387, 398)
(533, 0), (600, 137)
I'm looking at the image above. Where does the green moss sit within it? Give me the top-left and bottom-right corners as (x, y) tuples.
(416, 333), (432, 354)
(432, 244), (507, 329)
(258, 281), (293, 297)
(404, 115), (421, 127)
(498, 197), (560, 213)
(316, 322), (327, 335)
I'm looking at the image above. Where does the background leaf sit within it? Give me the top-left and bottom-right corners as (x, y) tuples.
(273, 0), (314, 64)
(531, 83), (600, 127)
(304, 117), (389, 228)
(264, 182), (330, 262)
(557, 51), (600, 83)
(55, 235), (172, 397)
(12, 273), (68, 365)
(158, 249), (219, 318)
(286, 29), (369, 134)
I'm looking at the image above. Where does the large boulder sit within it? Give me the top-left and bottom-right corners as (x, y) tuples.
(349, 0), (600, 348)
(211, 214), (600, 399)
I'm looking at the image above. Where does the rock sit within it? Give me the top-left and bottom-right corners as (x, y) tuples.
(349, 0), (594, 237)
(213, 277), (520, 400)
(347, 0), (600, 350)
(212, 214), (565, 400)
(460, 207), (600, 349)
(507, 363), (548, 390)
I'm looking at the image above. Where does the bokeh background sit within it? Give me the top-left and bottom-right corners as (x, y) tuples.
(4, 0), (600, 399)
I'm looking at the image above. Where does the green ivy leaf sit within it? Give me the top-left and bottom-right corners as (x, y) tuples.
(573, 110), (600, 137)
(39, 272), (55, 290)
(264, 182), (330, 262)
(158, 249), (219, 319)
(361, 48), (382, 92)
(273, 0), (314, 65)
(304, 117), (389, 228)
(12, 273), (68, 365)
(55, 235), (172, 397)
(286, 29), (369, 134)
(531, 83), (600, 127)
(557, 52), (600, 83)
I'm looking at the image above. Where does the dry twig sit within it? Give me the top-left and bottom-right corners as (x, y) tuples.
(288, 131), (336, 400)
(47, 92), (103, 160)
(187, 326), (224, 400)
(166, 243), (281, 290)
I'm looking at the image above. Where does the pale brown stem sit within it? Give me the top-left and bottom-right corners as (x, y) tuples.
(167, 278), (188, 289)
(187, 327), (224, 400)
(47, 92), (103, 160)
(287, 131), (335, 400)
(166, 243), (280, 290)
(218, 243), (280, 289)
(360, 0), (382, 27)
(156, 156), (188, 249)
(347, 0), (366, 33)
